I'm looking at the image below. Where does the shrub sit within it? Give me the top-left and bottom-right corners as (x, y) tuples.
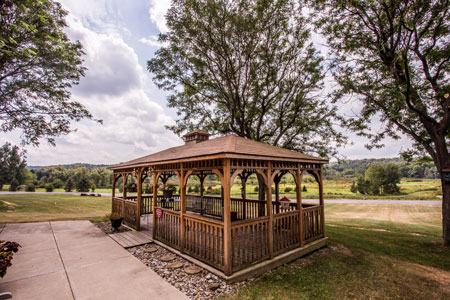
(26, 184), (35, 192)
(302, 185), (307, 192)
(0, 240), (21, 278)
(144, 184), (152, 194)
(254, 186), (259, 193)
(45, 184), (54, 192)
(188, 186), (193, 193)
(284, 187), (292, 193)
(9, 178), (19, 191)
(91, 184), (96, 192)
(350, 181), (357, 193)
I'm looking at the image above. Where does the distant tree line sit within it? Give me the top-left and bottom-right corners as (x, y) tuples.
(325, 158), (439, 180)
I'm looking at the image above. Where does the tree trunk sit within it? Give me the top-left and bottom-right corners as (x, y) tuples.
(442, 178), (450, 246)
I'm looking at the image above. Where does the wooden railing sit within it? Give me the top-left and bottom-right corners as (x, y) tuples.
(112, 197), (139, 229)
(273, 211), (301, 255)
(183, 214), (225, 271)
(154, 208), (181, 248)
(231, 216), (269, 271)
(302, 206), (323, 243)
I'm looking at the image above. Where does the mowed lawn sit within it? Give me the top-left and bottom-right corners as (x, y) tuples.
(0, 194), (111, 222)
(1, 194), (449, 299)
(221, 203), (450, 300)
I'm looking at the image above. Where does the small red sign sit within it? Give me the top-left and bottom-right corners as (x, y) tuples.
(155, 207), (163, 218)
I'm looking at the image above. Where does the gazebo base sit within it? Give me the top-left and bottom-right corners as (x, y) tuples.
(153, 237), (328, 283)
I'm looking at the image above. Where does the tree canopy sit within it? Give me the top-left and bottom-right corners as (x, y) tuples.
(0, 0), (99, 146)
(148, 0), (346, 157)
(308, 0), (450, 244)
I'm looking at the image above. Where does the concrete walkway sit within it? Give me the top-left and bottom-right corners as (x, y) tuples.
(0, 221), (188, 300)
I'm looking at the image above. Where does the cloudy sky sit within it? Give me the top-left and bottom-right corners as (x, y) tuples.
(1, 0), (411, 166)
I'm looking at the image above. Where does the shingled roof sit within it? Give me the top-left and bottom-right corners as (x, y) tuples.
(112, 134), (327, 170)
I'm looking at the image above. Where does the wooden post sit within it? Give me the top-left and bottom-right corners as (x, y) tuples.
(223, 159), (232, 276)
(136, 168), (142, 230)
(267, 162), (274, 259)
(241, 174), (247, 220)
(152, 172), (159, 239)
(297, 164), (304, 246)
(319, 165), (325, 238)
(274, 175), (280, 214)
(180, 165), (186, 252)
(112, 173), (116, 199)
(122, 174), (127, 199)
(199, 172), (205, 215)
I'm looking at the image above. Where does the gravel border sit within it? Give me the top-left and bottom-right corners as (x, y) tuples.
(128, 244), (253, 300)
(94, 221), (131, 234)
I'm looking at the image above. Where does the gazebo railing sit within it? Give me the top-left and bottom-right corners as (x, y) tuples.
(155, 208), (181, 248)
(273, 210), (301, 255)
(303, 206), (323, 244)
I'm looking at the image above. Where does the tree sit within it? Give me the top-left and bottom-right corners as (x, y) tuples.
(64, 178), (73, 192)
(302, 185), (308, 192)
(309, 0), (450, 245)
(0, 0), (100, 146)
(76, 177), (91, 192)
(0, 142), (26, 189)
(8, 178), (18, 191)
(350, 181), (357, 193)
(148, 0), (347, 200)
(356, 176), (369, 195)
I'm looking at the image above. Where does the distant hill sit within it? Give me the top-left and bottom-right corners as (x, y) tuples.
(27, 163), (114, 171)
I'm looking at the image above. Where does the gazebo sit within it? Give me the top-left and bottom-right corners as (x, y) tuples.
(111, 131), (327, 280)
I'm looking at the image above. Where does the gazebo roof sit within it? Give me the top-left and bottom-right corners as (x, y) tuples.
(112, 134), (327, 170)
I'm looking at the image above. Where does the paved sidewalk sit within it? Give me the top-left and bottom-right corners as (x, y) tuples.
(0, 221), (188, 300)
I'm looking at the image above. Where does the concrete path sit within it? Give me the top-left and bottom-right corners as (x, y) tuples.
(0, 221), (188, 300)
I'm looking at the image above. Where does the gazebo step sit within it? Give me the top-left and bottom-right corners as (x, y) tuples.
(109, 231), (153, 248)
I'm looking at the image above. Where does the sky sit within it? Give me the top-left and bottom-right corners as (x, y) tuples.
(1, 0), (412, 166)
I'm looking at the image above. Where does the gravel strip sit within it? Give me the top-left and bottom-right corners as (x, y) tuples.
(128, 244), (252, 300)
(94, 221), (131, 234)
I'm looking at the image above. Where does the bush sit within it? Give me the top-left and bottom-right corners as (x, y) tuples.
(91, 184), (96, 192)
(51, 179), (64, 188)
(254, 186), (259, 193)
(9, 178), (19, 191)
(45, 184), (54, 192)
(350, 181), (357, 193)
(302, 185), (307, 192)
(26, 184), (35, 192)
(144, 184), (152, 194)
(0, 240), (21, 278)
(284, 187), (292, 193)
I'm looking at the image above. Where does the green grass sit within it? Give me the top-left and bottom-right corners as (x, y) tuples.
(0, 194), (111, 223)
(220, 203), (450, 300)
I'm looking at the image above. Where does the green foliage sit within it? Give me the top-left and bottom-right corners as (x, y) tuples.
(0, 0), (100, 146)
(148, 0), (346, 157)
(365, 163), (401, 195)
(356, 176), (370, 195)
(0, 240), (21, 278)
(8, 178), (19, 191)
(254, 186), (259, 193)
(284, 187), (292, 193)
(144, 184), (152, 194)
(350, 182), (357, 193)
(25, 184), (35, 192)
(302, 185), (307, 192)
(64, 178), (74, 192)
(76, 177), (91, 192)
(44, 183), (54, 192)
(0, 143), (27, 188)
(90, 184), (96, 192)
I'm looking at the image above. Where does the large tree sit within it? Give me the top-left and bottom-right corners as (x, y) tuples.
(0, 142), (27, 189)
(148, 0), (346, 157)
(308, 0), (450, 244)
(0, 0), (99, 146)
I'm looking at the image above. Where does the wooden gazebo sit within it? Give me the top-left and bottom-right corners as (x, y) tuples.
(111, 131), (327, 279)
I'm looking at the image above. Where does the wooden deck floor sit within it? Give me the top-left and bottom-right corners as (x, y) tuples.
(109, 224), (152, 248)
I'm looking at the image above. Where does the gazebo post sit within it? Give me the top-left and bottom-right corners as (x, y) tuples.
(180, 166), (186, 252)
(274, 175), (280, 214)
(267, 162), (274, 259)
(122, 174), (127, 200)
(152, 172), (159, 239)
(223, 159), (232, 276)
(112, 173), (116, 199)
(136, 168), (142, 230)
(319, 165), (325, 237)
(199, 172), (206, 215)
(240, 174), (247, 220)
(297, 164), (304, 246)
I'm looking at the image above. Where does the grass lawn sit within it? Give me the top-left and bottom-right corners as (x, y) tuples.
(220, 203), (450, 300)
(0, 194), (111, 223)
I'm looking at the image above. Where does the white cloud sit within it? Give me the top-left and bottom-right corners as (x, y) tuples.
(139, 35), (162, 47)
(148, 0), (171, 33)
